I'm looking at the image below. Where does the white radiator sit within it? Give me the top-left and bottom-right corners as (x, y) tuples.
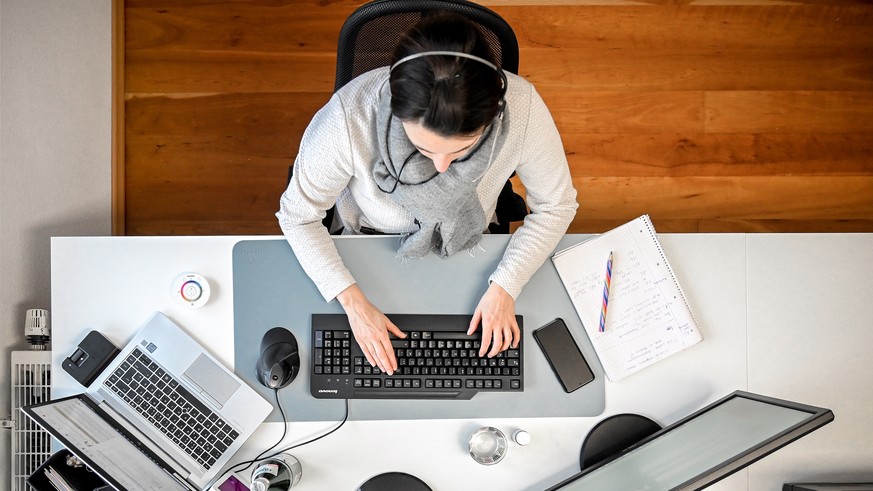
(9, 350), (52, 491)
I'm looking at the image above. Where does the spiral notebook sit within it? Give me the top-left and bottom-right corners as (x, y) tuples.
(552, 215), (702, 381)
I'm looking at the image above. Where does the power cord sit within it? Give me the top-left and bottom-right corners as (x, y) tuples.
(207, 389), (350, 489)
(258, 397), (349, 460)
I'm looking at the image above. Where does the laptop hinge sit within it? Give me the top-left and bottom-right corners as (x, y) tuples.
(168, 470), (199, 491)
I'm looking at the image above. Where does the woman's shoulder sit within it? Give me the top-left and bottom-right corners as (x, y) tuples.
(334, 67), (390, 107)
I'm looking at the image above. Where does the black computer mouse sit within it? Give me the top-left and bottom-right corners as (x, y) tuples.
(256, 327), (300, 389)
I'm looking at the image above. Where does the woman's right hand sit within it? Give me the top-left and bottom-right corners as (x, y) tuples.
(336, 283), (406, 375)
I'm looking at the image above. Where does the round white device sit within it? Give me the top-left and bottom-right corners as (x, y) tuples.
(171, 272), (211, 308)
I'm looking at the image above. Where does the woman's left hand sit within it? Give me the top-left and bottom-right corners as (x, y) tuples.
(468, 282), (520, 358)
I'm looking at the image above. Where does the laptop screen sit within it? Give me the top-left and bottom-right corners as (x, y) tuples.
(548, 391), (833, 491)
(23, 395), (187, 491)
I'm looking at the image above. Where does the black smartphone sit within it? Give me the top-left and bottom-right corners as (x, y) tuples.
(62, 330), (120, 387)
(533, 318), (595, 393)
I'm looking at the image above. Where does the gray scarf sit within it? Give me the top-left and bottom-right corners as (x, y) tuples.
(372, 86), (508, 259)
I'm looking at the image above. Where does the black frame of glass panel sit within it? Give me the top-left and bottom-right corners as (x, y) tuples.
(546, 390), (835, 491)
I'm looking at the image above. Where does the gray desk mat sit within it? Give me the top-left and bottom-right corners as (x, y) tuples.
(232, 236), (605, 422)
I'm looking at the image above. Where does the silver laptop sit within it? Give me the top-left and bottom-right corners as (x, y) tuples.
(22, 312), (273, 490)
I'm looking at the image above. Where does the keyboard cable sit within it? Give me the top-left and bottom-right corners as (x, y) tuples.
(207, 389), (350, 489)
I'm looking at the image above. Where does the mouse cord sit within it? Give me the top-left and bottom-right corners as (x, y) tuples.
(207, 388), (288, 488)
(207, 393), (350, 488)
(259, 397), (350, 460)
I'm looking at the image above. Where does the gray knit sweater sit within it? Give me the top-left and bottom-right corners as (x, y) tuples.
(277, 68), (578, 302)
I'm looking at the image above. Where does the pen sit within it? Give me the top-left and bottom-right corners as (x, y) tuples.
(599, 251), (614, 332)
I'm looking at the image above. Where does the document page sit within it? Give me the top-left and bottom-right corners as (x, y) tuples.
(552, 215), (702, 381)
(29, 397), (186, 491)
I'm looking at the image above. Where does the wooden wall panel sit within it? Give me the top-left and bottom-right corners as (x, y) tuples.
(521, 48), (873, 92)
(120, 1), (873, 235)
(705, 91), (873, 133)
(562, 133), (873, 176)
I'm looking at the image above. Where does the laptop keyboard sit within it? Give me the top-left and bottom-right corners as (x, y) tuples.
(310, 313), (524, 400)
(103, 347), (239, 470)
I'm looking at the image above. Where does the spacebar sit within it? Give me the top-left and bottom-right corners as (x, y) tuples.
(353, 390), (474, 400)
(432, 331), (475, 340)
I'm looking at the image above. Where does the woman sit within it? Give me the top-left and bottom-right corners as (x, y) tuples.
(277, 12), (577, 377)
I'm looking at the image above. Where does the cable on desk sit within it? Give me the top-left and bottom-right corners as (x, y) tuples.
(261, 394), (350, 459)
(206, 390), (349, 489)
(207, 389), (287, 488)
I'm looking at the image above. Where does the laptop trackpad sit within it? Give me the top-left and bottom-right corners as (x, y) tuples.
(184, 354), (240, 407)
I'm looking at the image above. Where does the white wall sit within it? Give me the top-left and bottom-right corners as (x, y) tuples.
(0, 0), (112, 487)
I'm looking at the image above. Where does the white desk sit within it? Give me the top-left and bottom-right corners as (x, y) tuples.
(50, 234), (873, 490)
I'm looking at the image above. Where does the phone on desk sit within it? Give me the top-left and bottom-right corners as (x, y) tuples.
(533, 318), (595, 393)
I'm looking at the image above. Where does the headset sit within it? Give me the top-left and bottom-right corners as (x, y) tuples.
(379, 50), (508, 193)
(390, 50), (508, 111)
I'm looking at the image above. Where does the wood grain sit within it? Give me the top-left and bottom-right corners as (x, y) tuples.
(113, 0), (126, 235)
(562, 133), (873, 177)
(119, 1), (873, 236)
(521, 48), (873, 92)
(705, 91), (873, 133)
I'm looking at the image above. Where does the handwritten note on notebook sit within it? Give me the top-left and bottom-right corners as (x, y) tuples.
(552, 215), (702, 381)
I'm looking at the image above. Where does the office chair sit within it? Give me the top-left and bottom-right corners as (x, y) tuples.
(334, 0), (519, 91)
(292, 0), (528, 233)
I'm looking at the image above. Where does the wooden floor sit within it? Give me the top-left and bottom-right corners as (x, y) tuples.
(118, 1), (873, 235)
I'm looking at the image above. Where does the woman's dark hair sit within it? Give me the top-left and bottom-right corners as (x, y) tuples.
(390, 12), (505, 137)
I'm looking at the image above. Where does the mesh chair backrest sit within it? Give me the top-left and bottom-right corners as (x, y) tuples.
(334, 0), (519, 92)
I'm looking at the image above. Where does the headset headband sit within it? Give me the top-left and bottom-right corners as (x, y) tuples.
(390, 50), (500, 73)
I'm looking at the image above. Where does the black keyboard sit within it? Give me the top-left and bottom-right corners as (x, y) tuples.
(103, 347), (238, 470)
(310, 314), (523, 400)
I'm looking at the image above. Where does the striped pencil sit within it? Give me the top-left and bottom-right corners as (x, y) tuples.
(599, 251), (614, 332)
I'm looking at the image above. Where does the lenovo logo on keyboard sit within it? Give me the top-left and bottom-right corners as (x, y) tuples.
(309, 313), (523, 400)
